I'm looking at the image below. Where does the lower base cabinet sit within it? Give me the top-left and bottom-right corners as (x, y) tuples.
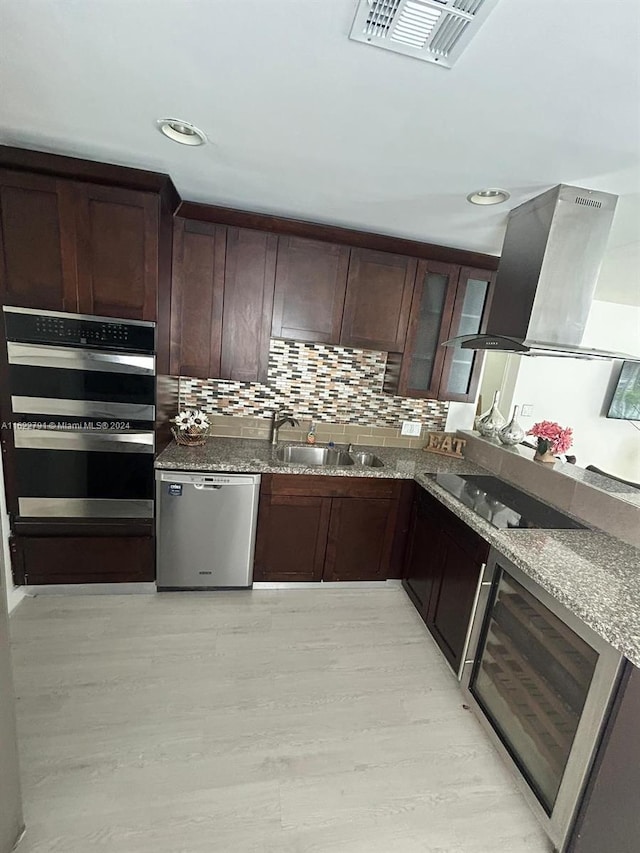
(403, 486), (489, 674)
(11, 533), (155, 585)
(567, 662), (640, 853)
(253, 474), (412, 582)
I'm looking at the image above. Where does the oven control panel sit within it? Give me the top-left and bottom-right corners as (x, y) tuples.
(3, 308), (155, 354)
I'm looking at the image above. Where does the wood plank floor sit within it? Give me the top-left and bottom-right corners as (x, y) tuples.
(9, 588), (553, 853)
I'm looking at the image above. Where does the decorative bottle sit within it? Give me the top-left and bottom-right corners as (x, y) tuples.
(498, 405), (525, 446)
(477, 390), (506, 439)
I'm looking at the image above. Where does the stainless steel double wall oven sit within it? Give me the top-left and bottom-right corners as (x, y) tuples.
(3, 306), (155, 522)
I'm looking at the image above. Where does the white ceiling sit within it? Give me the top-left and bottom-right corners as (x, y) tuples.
(1, 0), (639, 304)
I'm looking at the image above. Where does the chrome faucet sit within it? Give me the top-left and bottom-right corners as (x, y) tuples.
(270, 409), (299, 445)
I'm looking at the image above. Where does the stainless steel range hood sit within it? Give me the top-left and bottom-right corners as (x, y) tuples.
(444, 184), (634, 359)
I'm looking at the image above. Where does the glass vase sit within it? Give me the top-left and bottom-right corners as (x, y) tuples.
(498, 405), (525, 446)
(477, 390), (506, 439)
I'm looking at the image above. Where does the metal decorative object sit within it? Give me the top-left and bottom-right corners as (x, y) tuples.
(477, 391), (506, 438)
(498, 405), (525, 446)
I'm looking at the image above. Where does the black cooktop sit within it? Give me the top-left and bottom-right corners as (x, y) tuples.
(430, 474), (586, 530)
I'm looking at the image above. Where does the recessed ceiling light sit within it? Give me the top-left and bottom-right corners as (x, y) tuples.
(157, 118), (207, 146)
(467, 188), (511, 206)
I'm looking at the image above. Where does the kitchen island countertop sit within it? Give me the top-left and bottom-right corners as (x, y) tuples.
(155, 438), (640, 666)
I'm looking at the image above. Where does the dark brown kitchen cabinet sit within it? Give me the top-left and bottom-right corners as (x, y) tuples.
(253, 494), (331, 582)
(220, 227), (277, 383)
(11, 532), (155, 585)
(340, 248), (417, 351)
(0, 169), (162, 320)
(0, 169), (76, 311)
(271, 236), (349, 343)
(403, 485), (446, 614)
(73, 183), (159, 320)
(403, 486), (489, 674)
(567, 662), (640, 853)
(170, 219), (226, 378)
(324, 497), (397, 581)
(170, 223), (277, 383)
(253, 474), (406, 583)
(386, 262), (494, 403)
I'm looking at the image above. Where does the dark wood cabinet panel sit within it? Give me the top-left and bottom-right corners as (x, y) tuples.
(221, 227), (277, 383)
(427, 532), (484, 673)
(170, 218), (226, 378)
(386, 263), (493, 403)
(271, 236), (349, 343)
(340, 248), (417, 352)
(395, 260), (459, 399)
(255, 475), (406, 583)
(437, 266), (494, 403)
(567, 662), (640, 853)
(402, 490), (445, 616)
(11, 534), (154, 585)
(324, 497), (397, 581)
(403, 486), (489, 673)
(0, 170), (77, 311)
(73, 183), (159, 320)
(253, 494), (331, 582)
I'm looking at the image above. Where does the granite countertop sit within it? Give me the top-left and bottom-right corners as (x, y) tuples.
(155, 437), (484, 479)
(155, 438), (640, 667)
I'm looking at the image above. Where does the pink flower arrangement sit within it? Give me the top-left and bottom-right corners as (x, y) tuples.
(527, 420), (573, 455)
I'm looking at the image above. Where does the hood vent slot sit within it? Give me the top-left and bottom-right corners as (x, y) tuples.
(350, 0), (501, 68)
(575, 195), (603, 208)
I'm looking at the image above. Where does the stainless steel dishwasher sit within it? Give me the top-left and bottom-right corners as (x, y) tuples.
(156, 471), (261, 589)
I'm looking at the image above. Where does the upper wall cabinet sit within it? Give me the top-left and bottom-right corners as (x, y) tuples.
(171, 221), (278, 383)
(221, 227), (277, 384)
(385, 261), (494, 403)
(0, 170), (76, 312)
(73, 184), (159, 321)
(0, 169), (162, 321)
(339, 248), (417, 352)
(271, 236), (349, 344)
(170, 219), (226, 379)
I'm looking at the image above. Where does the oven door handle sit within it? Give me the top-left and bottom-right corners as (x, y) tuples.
(7, 342), (155, 375)
(12, 427), (155, 454)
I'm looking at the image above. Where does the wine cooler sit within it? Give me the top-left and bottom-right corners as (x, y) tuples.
(461, 550), (622, 851)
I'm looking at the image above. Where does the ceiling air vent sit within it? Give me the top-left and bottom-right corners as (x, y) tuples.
(349, 0), (501, 68)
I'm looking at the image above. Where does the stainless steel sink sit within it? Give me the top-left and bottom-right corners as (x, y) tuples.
(350, 451), (384, 468)
(276, 445), (354, 466)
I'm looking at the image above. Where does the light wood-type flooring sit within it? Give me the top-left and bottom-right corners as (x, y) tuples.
(9, 588), (553, 852)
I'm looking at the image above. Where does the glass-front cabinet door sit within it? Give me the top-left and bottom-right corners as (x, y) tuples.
(438, 267), (494, 402)
(397, 262), (493, 402)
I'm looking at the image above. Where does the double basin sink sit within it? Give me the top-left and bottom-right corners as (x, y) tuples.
(275, 445), (383, 468)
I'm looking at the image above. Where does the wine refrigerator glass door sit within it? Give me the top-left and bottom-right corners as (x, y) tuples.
(465, 554), (621, 849)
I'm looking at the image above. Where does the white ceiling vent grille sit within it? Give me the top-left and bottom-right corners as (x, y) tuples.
(349, 0), (500, 68)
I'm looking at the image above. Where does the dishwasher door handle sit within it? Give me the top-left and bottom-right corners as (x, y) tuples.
(194, 484), (223, 490)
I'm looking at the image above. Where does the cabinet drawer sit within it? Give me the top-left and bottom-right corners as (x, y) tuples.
(262, 473), (399, 500)
(11, 535), (154, 585)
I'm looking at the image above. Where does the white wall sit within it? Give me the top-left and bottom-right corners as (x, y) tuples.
(506, 301), (640, 480)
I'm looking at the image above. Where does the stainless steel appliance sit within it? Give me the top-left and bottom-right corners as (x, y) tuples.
(431, 473), (586, 530)
(443, 184), (635, 360)
(156, 471), (261, 589)
(461, 549), (622, 850)
(3, 306), (155, 520)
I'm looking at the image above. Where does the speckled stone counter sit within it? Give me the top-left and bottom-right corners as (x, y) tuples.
(414, 472), (640, 667)
(155, 437), (485, 478)
(156, 437), (640, 666)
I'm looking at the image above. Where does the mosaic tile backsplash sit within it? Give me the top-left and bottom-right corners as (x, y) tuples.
(180, 339), (448, 429)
